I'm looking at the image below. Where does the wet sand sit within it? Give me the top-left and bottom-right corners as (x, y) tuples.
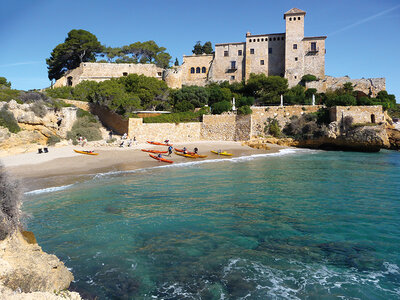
(1, 141), (284, 191)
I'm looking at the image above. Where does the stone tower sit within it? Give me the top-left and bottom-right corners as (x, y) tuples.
(284, 8), (306, 87)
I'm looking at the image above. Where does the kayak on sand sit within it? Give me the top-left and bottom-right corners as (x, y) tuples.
(141, 149), (168, 154)
(211, 150), (233, 156)
(149, 154), (173, 163)
(74, 149), (99, 155)
(147, 141), (173, 146)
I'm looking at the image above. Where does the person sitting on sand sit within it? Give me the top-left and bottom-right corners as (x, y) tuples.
(183, 147), (187, 154)
(157, 153), (162, 158)
(217, 149), (222, 154)
(127, 139), (132, 147)
(122, 133), (127, 140)
(164, 139), (169, 144)
(194, 147), (198, 154)
(119, 140), (124, 147)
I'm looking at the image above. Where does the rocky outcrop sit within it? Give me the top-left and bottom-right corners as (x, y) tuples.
(0, 231), (81, 299)
(387, 128), (400, 150)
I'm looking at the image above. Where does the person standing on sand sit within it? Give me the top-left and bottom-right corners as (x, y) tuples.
(168, 145), (173, 156)
(109, 130), (113, 140)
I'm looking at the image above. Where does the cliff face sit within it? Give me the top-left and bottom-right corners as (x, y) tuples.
(0, 100), (77, 155)
(0, 231), (81, 299)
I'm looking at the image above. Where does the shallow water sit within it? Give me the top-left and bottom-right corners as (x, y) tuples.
(23, 149), (400, 299)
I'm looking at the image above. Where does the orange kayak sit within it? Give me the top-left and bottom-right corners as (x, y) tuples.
(175, 148), (195, 155)
(147, 141), (173, 146)
(141, 149), (168, 154)
(149, 154), (173, 163)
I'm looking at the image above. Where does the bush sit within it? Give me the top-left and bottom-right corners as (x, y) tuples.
(301, 74), (317, 82)
(66, 115), (102, 142)
(143, 108), (207, 123)
(283, 113), (328, 139)
(0, 163), (22, 240)
(171, 85), (209, 108)
(173, 100), (194, 112)
(0, 77), (11, 88)
(0, 108), (20, 133)
(72, 80), (98, 101)
(31, 101), (48, 118)
(0, 88), (20, 102)
(47, 135), (61, 146)
(265, 118), (281, 137)
(211, 101), (232, 114)
(45, 86), (74, 99)
(18, 91), (49, 104)
(325, 94), (357, 107)
(237, 105), (252, 115)
(236, 96), (254, 107)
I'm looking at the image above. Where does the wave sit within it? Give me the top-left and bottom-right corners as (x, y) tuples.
(24, 148), (309, 195)
(24, 184), (74, 195)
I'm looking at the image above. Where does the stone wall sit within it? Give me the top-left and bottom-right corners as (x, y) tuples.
(128, 118), (201, 142)
(63, 99), (90, 111)
(180, 54), (214, 87)
(54, 62), (164, 88)
(306, 76), (386, 97)
(201, 114), (251, 141)
(90, 104), (129, 135)
(329, 105), (385, 124)
(251, 105), (323, 137)
(211, 43), (245, 83)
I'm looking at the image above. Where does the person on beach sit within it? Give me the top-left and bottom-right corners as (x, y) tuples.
(168, 145), (173, 156)
(122, 133), (127, 140)
(194, 147), (198, 154)
(183, 147), (187, 154)
(157, 153), (162, 159)
(164, 139), (169, 144)
(109, 130), (113, 140)
(82, 137), (87, 147)
(127, 139), (133, 147)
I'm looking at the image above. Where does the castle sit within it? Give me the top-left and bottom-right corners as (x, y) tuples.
(53, 8), (385, 96)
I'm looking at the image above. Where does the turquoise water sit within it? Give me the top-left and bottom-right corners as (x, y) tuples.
(23, 149), (400, 299)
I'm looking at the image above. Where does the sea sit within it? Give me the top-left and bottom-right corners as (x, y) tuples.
(22, 149), (400, 299)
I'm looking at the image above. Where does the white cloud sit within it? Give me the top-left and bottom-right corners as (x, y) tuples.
(0, 61), (41, 68)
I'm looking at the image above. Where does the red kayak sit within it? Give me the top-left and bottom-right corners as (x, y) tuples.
(175, 148), (195, 155)
(149, 154), (173, 164)
(147, 141), (173, 146)
(141, 149), (168, 154)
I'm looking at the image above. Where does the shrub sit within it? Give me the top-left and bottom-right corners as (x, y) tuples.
(264, 118), (281, 137)
(325, 94), (356, 107)
(237, 96), (254, 107)
(283, 113), (328, 139)
(0, 77), (11, 88)
(31, 101), (48, 118)
(45, 86), (74, 99)
(18, 91), (49, 104)
(173, 100), (194, 112)
(47, 135), (61, 145)
(301, 74), (317, 82)
(0, 163), (22, 240)
(237, 105), (252, 115)
(0, 88), (20, 102)
(66, 116), (102, 142)
(143, 108), (207, 123)
(0, 108), (20, 133)
(211, 101), (232, 114)
(72, 80), (98, 101)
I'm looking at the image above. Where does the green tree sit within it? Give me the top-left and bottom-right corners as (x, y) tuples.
(343, 82), (354, 94)
(325, 94), (357, 107)
(245, 74), (288, 105)
(46, 29), (103, 81)
(206, 83), (232, 106)
(192, 41), (203, 55)
(0, 77), (11, 88)
(237, 105), (252, 115)
(211, 101), (232, 114)
(173, 100), (195, 112)
(237, 96), (254, 107)
(171, 85), (209, 108)
(284, 85), (306, 105)
(301, 74), (317, 83)
(202, 41), (213, 54)
(72, 80), (99, 101)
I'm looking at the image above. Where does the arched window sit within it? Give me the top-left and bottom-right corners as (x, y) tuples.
(67, 76), (73, 86)
(196, 67), (200, 73)
(202, 67), (206, 73)
(190, 67), (195, 74)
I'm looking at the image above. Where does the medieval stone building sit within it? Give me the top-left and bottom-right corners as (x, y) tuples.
(53, 8), (385, 96)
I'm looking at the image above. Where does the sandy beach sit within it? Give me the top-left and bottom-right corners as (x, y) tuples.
(1, 141), (284, 192)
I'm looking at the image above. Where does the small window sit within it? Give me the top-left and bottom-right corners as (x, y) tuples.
(311, 42), (317, 51)
(273, 37), (276, 41)
(231, 76), (235, 80)
(202, 67), (206, 73)
(67, 76), (73, 86)
(238, 50), (242, 56)
(282, 37), (285, 40)
(265, 38), (268, 41)
(250, 49), (254, 54)
(196, 67), (200, 73)
(224, 51), (229, 57)
(298, 17), (301, 20)
(123, 72), (128, 76)
(249, 39), (252, 42)
(277, 37), (280, 40)
(295, 57), (298, 61)
(293, 44), (297, 49)
(157, 72), (162, 76)
(294, 76), (297, 79)
(261, 38), (264, 41)
(257, 38), (260, 42)
(231, 61), (236, 69)
(268, 48), (272, 54)
(260, 60), (264, 65)
(190, 67), (195, 74)
(289, 17), (292, 21)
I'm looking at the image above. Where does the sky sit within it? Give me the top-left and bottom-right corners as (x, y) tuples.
(0, 0), (399, 101)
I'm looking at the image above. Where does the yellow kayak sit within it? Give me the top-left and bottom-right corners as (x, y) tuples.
(174, 151), (197, 158)
(74, 149), (99, 155)
(211, 150), (233, 156)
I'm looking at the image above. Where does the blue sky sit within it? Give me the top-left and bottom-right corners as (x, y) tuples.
(0, 0), (399, 100)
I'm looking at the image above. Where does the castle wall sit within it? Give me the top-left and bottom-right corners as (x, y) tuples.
(54, 62), (164, 87)
(211, 43), (245, 83)
(329, 106), (385, 124)
(90, 104), (129, 135)
(245, 34), (285, 81)
(250, 105), (323, 137)
(303, 37), (326, 80)
(306, 76), (386, 97)
(180, 55), (213, 86)
(63, 99), (90, 111)
(128, 118), (201, 142)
